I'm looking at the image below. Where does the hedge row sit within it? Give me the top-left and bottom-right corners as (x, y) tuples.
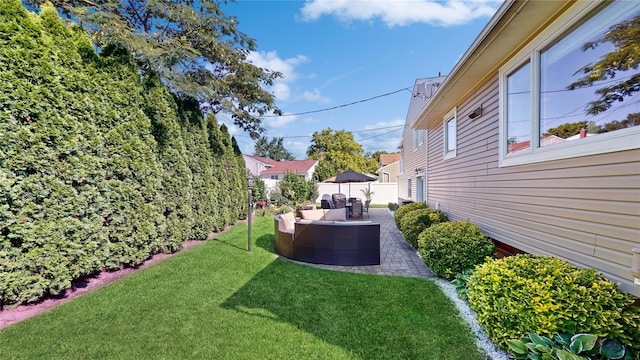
(0, 2), (247, 307)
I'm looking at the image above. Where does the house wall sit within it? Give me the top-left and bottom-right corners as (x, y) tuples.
(378, 161), (399, 183)
(243, 155), (269, 176)
(398, 132), (427, 203)
(425, 77), (640, 296)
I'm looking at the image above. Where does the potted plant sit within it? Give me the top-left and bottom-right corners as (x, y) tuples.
(360, 188), (374, 207)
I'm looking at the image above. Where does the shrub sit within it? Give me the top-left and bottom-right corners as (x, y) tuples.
(398, 208), (448, 248)
(388, 202), (399, 211)
(0, 3), (247, 307)
(417, 221), (494, 280)
(393, 201), (426, 228)
(467, 254), (640, 350)
(507, 332), (638, 360)
(451, 268), (475, 300)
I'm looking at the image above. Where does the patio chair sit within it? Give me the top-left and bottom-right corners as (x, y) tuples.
(320, 194), (334, 209)
(332, 193), (346, 209)
(350, 200), (363, 219)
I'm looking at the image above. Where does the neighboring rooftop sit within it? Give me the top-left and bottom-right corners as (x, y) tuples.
(259, 159), (318, 176)
(380, 153), (401, 166)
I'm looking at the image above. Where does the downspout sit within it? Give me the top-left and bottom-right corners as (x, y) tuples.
(424, 128), (429, 206)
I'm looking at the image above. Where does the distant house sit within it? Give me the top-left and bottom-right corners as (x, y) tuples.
(408, 0), (640, 296)
(398, 77), (446, 203)
(243, 154), (318, 192)
(377, 153), (401, 183)
(243, 155), (278, 177)
(259, 159), (318, 182)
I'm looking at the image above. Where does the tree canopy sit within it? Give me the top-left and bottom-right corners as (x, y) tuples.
(568, 15), (640, 115)
(254, 136), (294, 161)
(306, 128), (369, 181)
(23, 0), (282, 138)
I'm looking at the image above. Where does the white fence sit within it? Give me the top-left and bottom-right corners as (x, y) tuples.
(315, 182), (398, 206)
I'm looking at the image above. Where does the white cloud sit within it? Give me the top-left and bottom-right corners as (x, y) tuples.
(300, 0), (499, 27)
(263, 113), (298, 129)
(302, 89), (331, 103)
(247, 51), (309, 102)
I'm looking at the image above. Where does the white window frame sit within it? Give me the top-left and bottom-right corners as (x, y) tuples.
(407, 178), (412, 199)
(443, 107), (457, 160)
(413, 129), (424, 151)
(499, 1), (640, 167)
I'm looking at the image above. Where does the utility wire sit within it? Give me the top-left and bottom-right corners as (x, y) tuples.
(232, 124), (405, 138)
(260, 87), (412, 117)
(355, 127), (403, 142)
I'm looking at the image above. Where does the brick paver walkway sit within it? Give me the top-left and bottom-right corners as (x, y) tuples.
(294, 208), (436, 279)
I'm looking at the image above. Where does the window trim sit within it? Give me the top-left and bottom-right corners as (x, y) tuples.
(443, 107), (457, 160)
(499, 0), (640, 167)
(413, 129), (424, 151)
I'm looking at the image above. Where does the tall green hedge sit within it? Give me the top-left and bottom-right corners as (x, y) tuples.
(0, 1), (248, 307)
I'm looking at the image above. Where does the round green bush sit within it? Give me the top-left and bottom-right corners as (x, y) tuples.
(399, 208), (448, 248)
(393, 202), (426, 228)
(417, 221), (494, 280)
(467, 254), (640, 350)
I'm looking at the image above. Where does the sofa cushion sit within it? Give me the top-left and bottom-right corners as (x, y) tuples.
(324, 208), (346, 221)
(300, 209), (326, 221)
(280, 212), (296, 230)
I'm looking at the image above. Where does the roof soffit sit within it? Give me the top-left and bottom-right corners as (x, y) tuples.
(412, 0), (570, 129)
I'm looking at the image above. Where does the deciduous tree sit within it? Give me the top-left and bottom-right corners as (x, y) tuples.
(306, 128), (368, 181)
(254, 136), (294, 161)
(23, 0), (282, 138)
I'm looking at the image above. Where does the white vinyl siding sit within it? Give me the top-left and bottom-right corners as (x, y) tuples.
(425, 74), (640, 296)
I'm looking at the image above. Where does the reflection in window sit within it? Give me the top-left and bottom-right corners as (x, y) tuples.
(507, 62), (531, 154)
(540, 3), (640, 147)
(446, 117), (456, 153)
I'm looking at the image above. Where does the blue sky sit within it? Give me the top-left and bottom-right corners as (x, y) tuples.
(219, 0), (501, 159)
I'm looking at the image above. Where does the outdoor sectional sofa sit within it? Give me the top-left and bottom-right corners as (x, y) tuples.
(274, 209), (380, 266)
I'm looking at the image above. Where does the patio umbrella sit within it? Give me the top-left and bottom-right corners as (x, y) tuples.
(334, 169), (377, 183)
(334, 170), (376, 197)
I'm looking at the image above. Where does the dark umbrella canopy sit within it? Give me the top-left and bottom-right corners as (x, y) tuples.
(334, 169), (376, 183)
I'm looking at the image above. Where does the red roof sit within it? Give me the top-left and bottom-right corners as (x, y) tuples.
(245, 154), (279, 166)
(260, 159), (318, 175)
(380, 153), (401, 166)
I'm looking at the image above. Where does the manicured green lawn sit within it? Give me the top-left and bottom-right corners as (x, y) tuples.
(0, 217), (486, 360)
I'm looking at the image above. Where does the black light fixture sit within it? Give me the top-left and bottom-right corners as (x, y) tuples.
(468, 105), (483, 119)
(247, 174), (254, 252)
(415, 167), (424, 174)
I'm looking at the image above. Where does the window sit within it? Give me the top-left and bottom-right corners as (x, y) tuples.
(443, 108), (457, 159)
(270, 175), (278, 180)
(407, 178), (412, 199)
(416, 177), (424, 202)
(413, 129), (424, 150)
(500, 1), (640, 166)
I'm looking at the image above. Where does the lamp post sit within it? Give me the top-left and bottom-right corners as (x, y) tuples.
(247, 174), (254, 252)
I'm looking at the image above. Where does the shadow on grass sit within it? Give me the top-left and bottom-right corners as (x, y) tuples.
(220, 244), (482, 360)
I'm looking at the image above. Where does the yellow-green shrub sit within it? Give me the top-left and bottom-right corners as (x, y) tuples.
(398, 208), (448, 248)
(467, 254), (640, 350)
(417, 221), (494, 280)
(393, 202), (426, 228)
